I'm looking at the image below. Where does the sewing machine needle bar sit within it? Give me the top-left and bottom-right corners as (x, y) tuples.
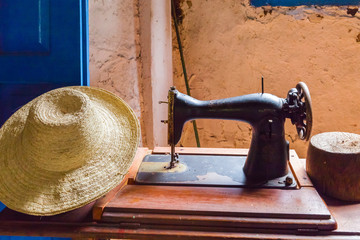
(170, 143), (175, 168)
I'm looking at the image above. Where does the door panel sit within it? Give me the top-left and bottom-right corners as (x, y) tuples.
(0, 0), (50, 54)
(0, 0), (89, 125)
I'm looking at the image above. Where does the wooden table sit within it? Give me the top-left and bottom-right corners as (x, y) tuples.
(0, 147), (360, 240)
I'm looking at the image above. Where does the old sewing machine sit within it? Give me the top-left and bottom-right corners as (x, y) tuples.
(136, 82), (312, 187)
(95, 82), (337, 234)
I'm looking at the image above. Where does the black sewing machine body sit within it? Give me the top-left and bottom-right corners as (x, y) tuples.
(135, 82), (312, 188)
(171, 92), (289, 181)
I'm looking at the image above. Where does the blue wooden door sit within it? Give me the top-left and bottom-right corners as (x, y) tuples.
(0, 0), (89, 126)
(0, 0), (89, 239)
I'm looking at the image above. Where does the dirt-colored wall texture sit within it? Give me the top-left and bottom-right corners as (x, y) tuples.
(88, 0), (173, 148)
(173, 0), (360, 157)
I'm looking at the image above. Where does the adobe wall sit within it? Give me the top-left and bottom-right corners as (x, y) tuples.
(88, 0), (173, 148)
(173, 0), (360, 157)
(88, 0), (141, 118)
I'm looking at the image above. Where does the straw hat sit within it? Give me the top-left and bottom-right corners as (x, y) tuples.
(0, 86), (140, 216)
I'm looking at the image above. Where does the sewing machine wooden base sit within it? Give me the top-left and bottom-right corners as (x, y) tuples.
(2, 147), (360, 239)
(94, 147), (336, 233)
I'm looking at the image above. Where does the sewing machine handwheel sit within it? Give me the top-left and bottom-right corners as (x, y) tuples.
(296, 82), (313, 141)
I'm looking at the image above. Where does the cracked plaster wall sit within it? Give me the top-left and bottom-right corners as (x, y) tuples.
(173, 0), (360, 157)
(89, 0), (141, 118)
(88, 0), (173, 148)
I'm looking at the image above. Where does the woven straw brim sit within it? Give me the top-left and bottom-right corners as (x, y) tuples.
(0, 86), (140, 216)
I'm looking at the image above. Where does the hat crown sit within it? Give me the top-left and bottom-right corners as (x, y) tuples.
(22, 89), (101, 172)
